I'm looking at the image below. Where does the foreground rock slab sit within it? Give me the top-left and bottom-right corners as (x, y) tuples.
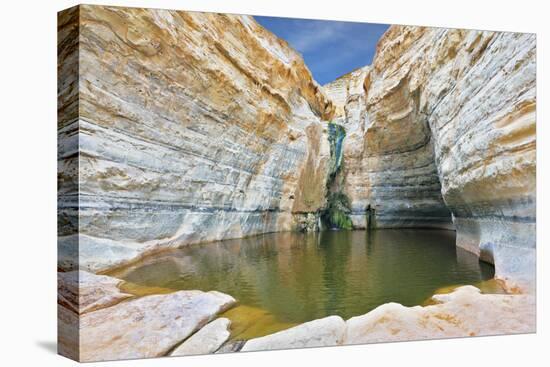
(80, 290), (236, 362)
(241, 316), (346, 352)
(345, 286), (535, 344)
(58, 270), (133, 314)
(171, 318), (231, 356)
(216, 340), (246, 354)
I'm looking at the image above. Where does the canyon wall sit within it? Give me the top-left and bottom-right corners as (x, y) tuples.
(365, 26), (536, 288)
(324, 67), (453, 230)
(58, 5), (334, 272)
(59, 5), (536, 288)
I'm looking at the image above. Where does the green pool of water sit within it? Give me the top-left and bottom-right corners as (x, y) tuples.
(110, 229), (494, 339)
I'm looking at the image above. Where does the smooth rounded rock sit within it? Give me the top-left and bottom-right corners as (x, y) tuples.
(241, 315), (346, 352)
(170, 318), (232, 356)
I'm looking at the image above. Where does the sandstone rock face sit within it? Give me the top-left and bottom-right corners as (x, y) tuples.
(170, 318), (231, 356)
(57, 6), (80, 279)
(58, 5), (333, 272)
(365, 27), (536, 288)
(345, 285), (535, 344)
(241, 316), (346, 352)
(58, 302), (80, 360)
(324, 66), (453, 230)
(80, 290), (236, 362)
(58, 9), (81, 357)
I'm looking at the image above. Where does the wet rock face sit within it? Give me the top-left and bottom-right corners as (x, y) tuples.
(366, 27), (536, 287)
(324, 67), (453, 230)
(58, 5), (333, 272)
(324, 68), (370, 228)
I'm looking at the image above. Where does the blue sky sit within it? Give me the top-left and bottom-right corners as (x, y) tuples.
(254, 16), (389, 85)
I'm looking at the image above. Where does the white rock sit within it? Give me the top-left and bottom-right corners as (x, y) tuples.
(364, 26), (536, 288)
(241, 316), (346, 352)
(79, 290), (235, 362)
(344, 286), (535, 345)
(58, 270), (133, 314)
(171, 318), (231, 356)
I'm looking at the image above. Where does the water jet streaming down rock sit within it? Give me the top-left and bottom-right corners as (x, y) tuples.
(321, 122), (354, 230)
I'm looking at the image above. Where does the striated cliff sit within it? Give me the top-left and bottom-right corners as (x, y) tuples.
(324, 66), (453, 230)
(58, 5), (334, 272)
(365, 26), (536, 288)
(59, 5), (535, 289)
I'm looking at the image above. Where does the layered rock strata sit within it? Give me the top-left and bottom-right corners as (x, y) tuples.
(58, 270), (134, 314)
(57, 6), (536, 359)
(57, 5), (334, 272)
(324, 27), (536, 288)
(57, 7), (81, 360)
(59, 6), (536, 288)
(324, 66), (453, 230)
(365, 27), (536, 288)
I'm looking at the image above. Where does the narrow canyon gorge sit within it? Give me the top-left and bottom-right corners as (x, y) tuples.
(58, 5), (536, 361)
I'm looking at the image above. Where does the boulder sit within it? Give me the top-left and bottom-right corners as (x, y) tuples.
(79, 290), (235, 362)
(170, 318), (231, 356)
(345, 286), (535, 344)
(216, 340), (246, 354)
(241, 316), (346, 352)
(58, 270), (133, 314)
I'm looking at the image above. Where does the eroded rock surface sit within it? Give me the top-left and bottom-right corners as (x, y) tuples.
(58, 6), (536, 289)
(57, 7), (536, 360)
(365, 27), (536, 288)
(241, 316), (346, 351)
(58, 270), (133, 314)
(345, 285), (535, 344)
(324, 65), (453, 230)
(170, 318), (231, 356)
(58, 5), (333, 272)
(324, 28), (536, 287)
(58, 269), (133, 360)
(80, 290), (236, 362)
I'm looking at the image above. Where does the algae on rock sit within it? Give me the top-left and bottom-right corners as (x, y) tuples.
(322, 192), (353, 230)
(321, 122), (353, 230)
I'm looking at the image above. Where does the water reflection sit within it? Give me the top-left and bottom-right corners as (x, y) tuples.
(111, 230), (494, 332)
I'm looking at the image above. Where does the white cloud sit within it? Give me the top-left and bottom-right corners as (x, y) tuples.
(285, 20), (348, 53)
